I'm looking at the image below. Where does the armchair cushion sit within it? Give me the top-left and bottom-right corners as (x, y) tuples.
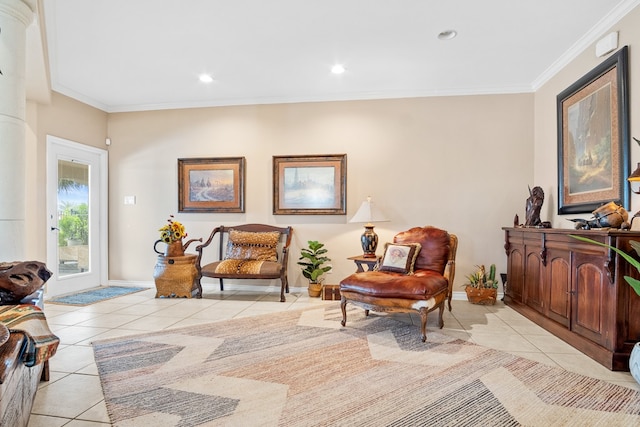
(377, 243), (421, 274)
(339, 270), (447, 300)
(394, 226), (450, 273)
(225, 230), (280, 261)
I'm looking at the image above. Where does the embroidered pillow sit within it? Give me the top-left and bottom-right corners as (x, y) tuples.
(376, 243), (422, 274)
(225, 230), (280, 261)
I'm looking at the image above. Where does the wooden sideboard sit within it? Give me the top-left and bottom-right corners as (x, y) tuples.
(503, 227), (640, 371)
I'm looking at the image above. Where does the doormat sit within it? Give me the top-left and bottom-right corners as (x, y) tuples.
(47, 286), (147, 306)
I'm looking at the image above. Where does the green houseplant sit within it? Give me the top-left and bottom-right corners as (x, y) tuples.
(464, 264), (499, 305)
(298, 240), (332, 297)
(58, 203), (89, 246)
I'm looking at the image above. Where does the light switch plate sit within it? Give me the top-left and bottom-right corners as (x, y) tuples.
(124, 196), (136, 205)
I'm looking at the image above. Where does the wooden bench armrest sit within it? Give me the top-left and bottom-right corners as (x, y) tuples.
(195, 226), (222, 271)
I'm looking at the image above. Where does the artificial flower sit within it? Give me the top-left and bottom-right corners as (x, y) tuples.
(158, 215), (187, 243)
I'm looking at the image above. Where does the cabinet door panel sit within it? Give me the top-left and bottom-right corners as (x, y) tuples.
(572, 260), (605, 345)
(507, 249), (523, 301)
(524, 250), (544, 313)
(547, 252), (570, 326)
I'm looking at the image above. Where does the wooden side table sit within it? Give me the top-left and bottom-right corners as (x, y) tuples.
(153, 254), (198, 298)
(348, 255), (380, 272)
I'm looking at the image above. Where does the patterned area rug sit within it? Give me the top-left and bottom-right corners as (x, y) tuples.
(93, 307), (640, 426)
(47, 286), (146, 306)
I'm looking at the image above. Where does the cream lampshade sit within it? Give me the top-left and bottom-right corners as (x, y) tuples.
(628, 162), (640, 194)
(349, 196), (389, 258)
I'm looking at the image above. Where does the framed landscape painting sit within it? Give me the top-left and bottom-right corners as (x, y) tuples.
(273, 154), (346, 215)
(557, 46), (629, 214)
(178, 157), (245, 213)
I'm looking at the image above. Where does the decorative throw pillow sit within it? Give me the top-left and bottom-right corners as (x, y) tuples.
(376, 242), (422, 274)
(225, 230), (280, 261)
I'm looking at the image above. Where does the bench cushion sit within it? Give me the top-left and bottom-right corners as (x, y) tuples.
(339, 269), (448, 300)
(225, 230), (280, 261)
(202, 259), (282, 276)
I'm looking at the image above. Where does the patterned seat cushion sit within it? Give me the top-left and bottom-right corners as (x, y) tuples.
(202, 259), (282, 277)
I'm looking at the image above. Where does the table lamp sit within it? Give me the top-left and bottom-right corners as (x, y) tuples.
(349, 196), (388, 258)
(628, 162), (640, 194)
(627, 162), (640, 228)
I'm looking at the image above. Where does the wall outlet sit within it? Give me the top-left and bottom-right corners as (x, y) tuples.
(124, 196), (136, 205)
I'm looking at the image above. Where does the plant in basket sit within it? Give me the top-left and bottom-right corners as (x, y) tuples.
(464, 264), (499, 305)
(298, 240), (332, 297)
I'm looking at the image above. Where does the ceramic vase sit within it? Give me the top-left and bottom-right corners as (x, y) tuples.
(630, 342), (640, 384)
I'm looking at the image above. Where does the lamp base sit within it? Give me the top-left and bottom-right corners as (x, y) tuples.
(361, 225), (378, 258)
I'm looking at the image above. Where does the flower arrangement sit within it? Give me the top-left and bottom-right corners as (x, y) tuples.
(158, 215), (187, 243)
(465, 264), (498, 289)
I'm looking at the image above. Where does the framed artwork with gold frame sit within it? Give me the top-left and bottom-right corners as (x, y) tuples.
(178, 157), (245, 213)
(557, 46), (629, 214)
(273, 154), (346, 215)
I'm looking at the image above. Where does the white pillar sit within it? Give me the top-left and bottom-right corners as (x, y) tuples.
(0, 0), (34, 261)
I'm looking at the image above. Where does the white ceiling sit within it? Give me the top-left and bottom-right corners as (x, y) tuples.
(27, 0), (639, 113)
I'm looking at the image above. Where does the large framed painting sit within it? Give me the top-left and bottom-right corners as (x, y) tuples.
(273, 154), (347, 215)
(557, 45), (629, 215)
(178, 157), (245, 213)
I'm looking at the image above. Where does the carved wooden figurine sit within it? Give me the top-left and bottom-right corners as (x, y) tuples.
(0, 261), (52, 304)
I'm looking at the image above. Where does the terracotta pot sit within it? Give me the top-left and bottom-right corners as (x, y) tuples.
(465, 286), (497, 305)
(308, 282), (322, 297)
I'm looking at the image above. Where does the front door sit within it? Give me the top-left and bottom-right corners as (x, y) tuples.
(46, 135), (108, 297)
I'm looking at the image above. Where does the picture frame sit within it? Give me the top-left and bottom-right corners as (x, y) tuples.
(557, 45), (629, 215)
(273, 154), (347, 215)
(178, 157), (245, 213)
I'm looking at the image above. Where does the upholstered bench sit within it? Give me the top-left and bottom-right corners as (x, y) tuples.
(195, 224), (293, 301)
(0, 304), (59, 427)
(340, 226), (457, 342)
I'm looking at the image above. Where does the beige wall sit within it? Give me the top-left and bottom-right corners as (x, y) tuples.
(25, 92), (107, 258)
(30, 9), (640, 290)
(107, 95), (534, 287)
(535, 7), (640, 226)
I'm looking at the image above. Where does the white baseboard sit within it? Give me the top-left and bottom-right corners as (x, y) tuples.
(107, 281), (503, 301)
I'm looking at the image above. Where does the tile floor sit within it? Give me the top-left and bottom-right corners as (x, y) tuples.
(27, 285), (640, 426)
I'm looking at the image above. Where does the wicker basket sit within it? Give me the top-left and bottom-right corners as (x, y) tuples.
(153, 254), (197, 298)
(308, 283), (322, 297)
(464, 286), (497, 305)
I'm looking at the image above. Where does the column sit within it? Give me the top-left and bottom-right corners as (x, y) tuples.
(0, 0), (34, 260)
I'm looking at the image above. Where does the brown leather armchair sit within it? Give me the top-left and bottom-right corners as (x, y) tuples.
(339, 226), (457, 342)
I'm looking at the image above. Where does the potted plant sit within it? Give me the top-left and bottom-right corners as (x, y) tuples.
(464, 264), (499, 305)
(298, 240), (332, 297)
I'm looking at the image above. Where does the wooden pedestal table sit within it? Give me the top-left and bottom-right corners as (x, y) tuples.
(153, 254), (199, 298)
(348, 255), (380, 272)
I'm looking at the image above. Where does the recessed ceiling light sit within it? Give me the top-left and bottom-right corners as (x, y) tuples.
(331, 64), (346, 74)
(437, 30), (457, 40)
(199, 73), (214, 83)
